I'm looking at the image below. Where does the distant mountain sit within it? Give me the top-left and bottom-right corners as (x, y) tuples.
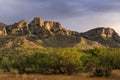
(0, 17), (119, 49)
(81, 27), (120, 48)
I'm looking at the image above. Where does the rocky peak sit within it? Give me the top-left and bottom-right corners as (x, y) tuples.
(0, 18), (120, 48)
(28, 18), (45, 36)
(6, 20), (29, 36)
(29, 17), (44, 27)
(17, 20), (27, 29)
(28, 17), (64, 31)
(0, 22), (7, 36)
(28, 18), (70, 38)
(81, 27), (120, 47)
(82, 27), (118, 39)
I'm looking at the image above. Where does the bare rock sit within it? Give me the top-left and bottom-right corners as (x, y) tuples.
(0, 22), (7, 36)
(44, 21), (54, 30)
(81, 27), (118, 39)
(28, 17), (71, 38)
(81, 27), (120, 47)
(28, 18), (49, 38)
(28, 18), (44, 35)
(29, 17), (44, 27)
(6, 20), (29, 36)
(2, 17), (120, 48)
(50, 22), (63, 32)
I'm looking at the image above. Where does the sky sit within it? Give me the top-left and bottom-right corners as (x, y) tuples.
(0, 0), (120, 34)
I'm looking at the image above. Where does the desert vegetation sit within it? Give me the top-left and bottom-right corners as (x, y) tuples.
(0, 48), (120, 78)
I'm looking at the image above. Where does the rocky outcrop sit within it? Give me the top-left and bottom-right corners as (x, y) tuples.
(0, 18), (120, 48)
(6, 20), (29, 36)
(81, 27), (120, 47)
(81, 27), (117, 39)
(4, 17), (77, 39)
(0, 22), (7, 36)
(28, 18), (52, 38)
(28, 17), (72, 38)
(28, 17), (44, 35)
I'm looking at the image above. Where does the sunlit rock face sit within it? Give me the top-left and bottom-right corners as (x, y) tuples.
(99, 28), (116, 39)
(0, 22), (7, 36)
(28, 18), (53, 38)
(28, 17), (72, 38)
(81, 27), (118, 39)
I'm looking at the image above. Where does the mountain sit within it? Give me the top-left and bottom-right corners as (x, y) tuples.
(0, 17), (120, 49)
(81, 27), (120, 48)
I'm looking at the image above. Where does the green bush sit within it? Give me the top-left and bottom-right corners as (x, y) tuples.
(81, 48), (120, 77)
(27, 48), (83, 74)
(0, 48), (119, 76)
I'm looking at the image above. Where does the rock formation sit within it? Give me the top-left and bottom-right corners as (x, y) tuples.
(81, 27), (120, 47)
(0, 18), (120, 48)
(0, 22), (7, 36)
(28, 18), (71, 38)
(6, 20), (29, 36)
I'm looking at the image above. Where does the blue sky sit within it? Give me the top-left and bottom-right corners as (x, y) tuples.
(0, 0), (120, 34)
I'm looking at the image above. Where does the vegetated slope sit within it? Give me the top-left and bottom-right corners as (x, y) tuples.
(0, 17), (119, 49)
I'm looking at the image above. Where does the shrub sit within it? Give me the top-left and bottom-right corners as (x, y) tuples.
(0, 48), (119, 76)
(28, 48), (83, 74)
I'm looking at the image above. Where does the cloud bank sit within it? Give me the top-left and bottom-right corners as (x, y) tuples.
(0, 0), (120, 34)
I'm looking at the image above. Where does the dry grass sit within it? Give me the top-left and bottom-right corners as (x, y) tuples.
(0, 70), (119, 80)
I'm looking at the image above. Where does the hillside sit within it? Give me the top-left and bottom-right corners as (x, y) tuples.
(0, 17), (120, 49)
(81, 27), (120, 47)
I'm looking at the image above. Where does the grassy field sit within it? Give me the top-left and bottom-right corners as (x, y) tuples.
(0, 70), (119, 80)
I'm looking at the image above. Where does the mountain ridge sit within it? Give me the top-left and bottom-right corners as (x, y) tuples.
(0, 17), (120, 49)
